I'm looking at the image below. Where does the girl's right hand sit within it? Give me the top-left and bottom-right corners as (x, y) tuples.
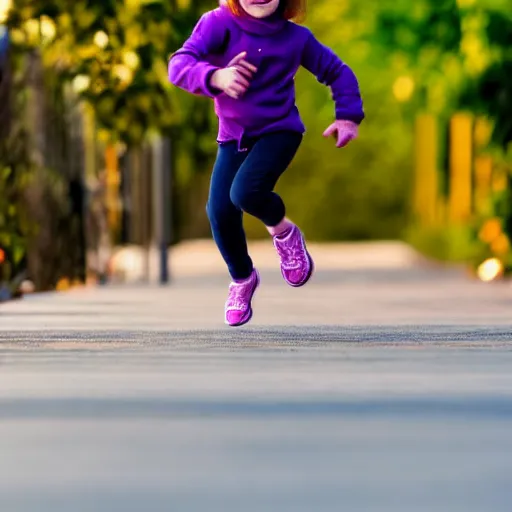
(210, 51), (257, 99)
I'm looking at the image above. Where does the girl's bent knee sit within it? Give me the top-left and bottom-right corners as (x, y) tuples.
(230, 186), (255, 213)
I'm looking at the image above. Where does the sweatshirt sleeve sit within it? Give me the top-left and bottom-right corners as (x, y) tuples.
(168, 10), (227, 98)
(301, 31), (364, 124)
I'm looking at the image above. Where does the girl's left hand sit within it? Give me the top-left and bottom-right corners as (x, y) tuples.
(323, 120), (359, 148)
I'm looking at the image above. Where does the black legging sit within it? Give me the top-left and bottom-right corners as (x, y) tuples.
(206, 130), (302, 280)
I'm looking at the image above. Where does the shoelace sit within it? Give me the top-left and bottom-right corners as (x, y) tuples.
(276, 234), (304, 270)
(227, 281), (249, 310)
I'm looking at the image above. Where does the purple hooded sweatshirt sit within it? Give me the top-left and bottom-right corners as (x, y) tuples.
(168, 4), (364, 147)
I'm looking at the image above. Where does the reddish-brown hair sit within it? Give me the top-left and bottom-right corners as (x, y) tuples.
(226, 0), (307, 22)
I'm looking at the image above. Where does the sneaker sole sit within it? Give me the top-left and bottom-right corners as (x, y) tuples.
(225, 270), (260, 327)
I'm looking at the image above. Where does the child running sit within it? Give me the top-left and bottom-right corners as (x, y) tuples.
(168, 0), (364, 326)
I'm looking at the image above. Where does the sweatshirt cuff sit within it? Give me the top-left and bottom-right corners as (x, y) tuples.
(203, 65), (222, 98)
(335, 115), (364, 125)
(335, 108), (365, 125)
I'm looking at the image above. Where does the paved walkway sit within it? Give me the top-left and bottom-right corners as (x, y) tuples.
(1, 242), (512, 512)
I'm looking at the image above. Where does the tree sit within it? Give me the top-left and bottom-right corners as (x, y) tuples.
(369, 0), (512, 149)
(7, 0), (189, 145)
(367, 0), (512, 271)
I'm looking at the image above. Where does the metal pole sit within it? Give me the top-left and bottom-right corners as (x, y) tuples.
(142, 144), (151, 284)
(152, 137), (171, 284)
(161, 137), (172, 284)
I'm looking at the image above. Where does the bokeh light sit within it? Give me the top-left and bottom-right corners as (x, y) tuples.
(93, 30), (109, 49)
(393, 76), (415, 102)
(477, 258), (504, 282)
(0, 0), (11, 24)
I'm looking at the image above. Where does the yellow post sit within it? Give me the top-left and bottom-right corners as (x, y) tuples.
(449, 113), (473, 222)
(492, 166), (508, 193)
(414, 114), (438, 225)
(473, 117), (493, 214)
(105, 145), (121, 235)
(82, 103), (96, 181)
(474, 157), (493, 213)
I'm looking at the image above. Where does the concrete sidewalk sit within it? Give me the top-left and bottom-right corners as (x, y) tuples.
(109, 239), (424, 281)
(0, 240), (510, 332)
(1, 242), (512, 512)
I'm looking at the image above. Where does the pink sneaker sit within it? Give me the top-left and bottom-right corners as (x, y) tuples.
(273, 224), (314, 287)
(225, 269), (260, 327)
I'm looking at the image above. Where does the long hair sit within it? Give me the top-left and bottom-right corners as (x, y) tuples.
(226, 0), (307, 22)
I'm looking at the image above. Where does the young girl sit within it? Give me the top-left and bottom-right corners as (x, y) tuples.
(169, 0), (364, 327)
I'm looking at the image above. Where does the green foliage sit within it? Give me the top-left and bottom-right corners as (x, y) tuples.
(366, 0), (512, 271)
(6, 0), (416, 241)
(470, 173), (512, 269)
(7, 0), (190, 144)
(6, 0), (511, 247)
(285, 14), (414, 241)
(369, 0), (512, 147)
(406, 224), (477, 263)
(179, 0), (415, 240)
(459, 11), (512, 149)
(0, 109), (36, 284)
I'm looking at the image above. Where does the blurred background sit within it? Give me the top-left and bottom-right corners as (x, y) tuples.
(0, 0), (511, 296)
